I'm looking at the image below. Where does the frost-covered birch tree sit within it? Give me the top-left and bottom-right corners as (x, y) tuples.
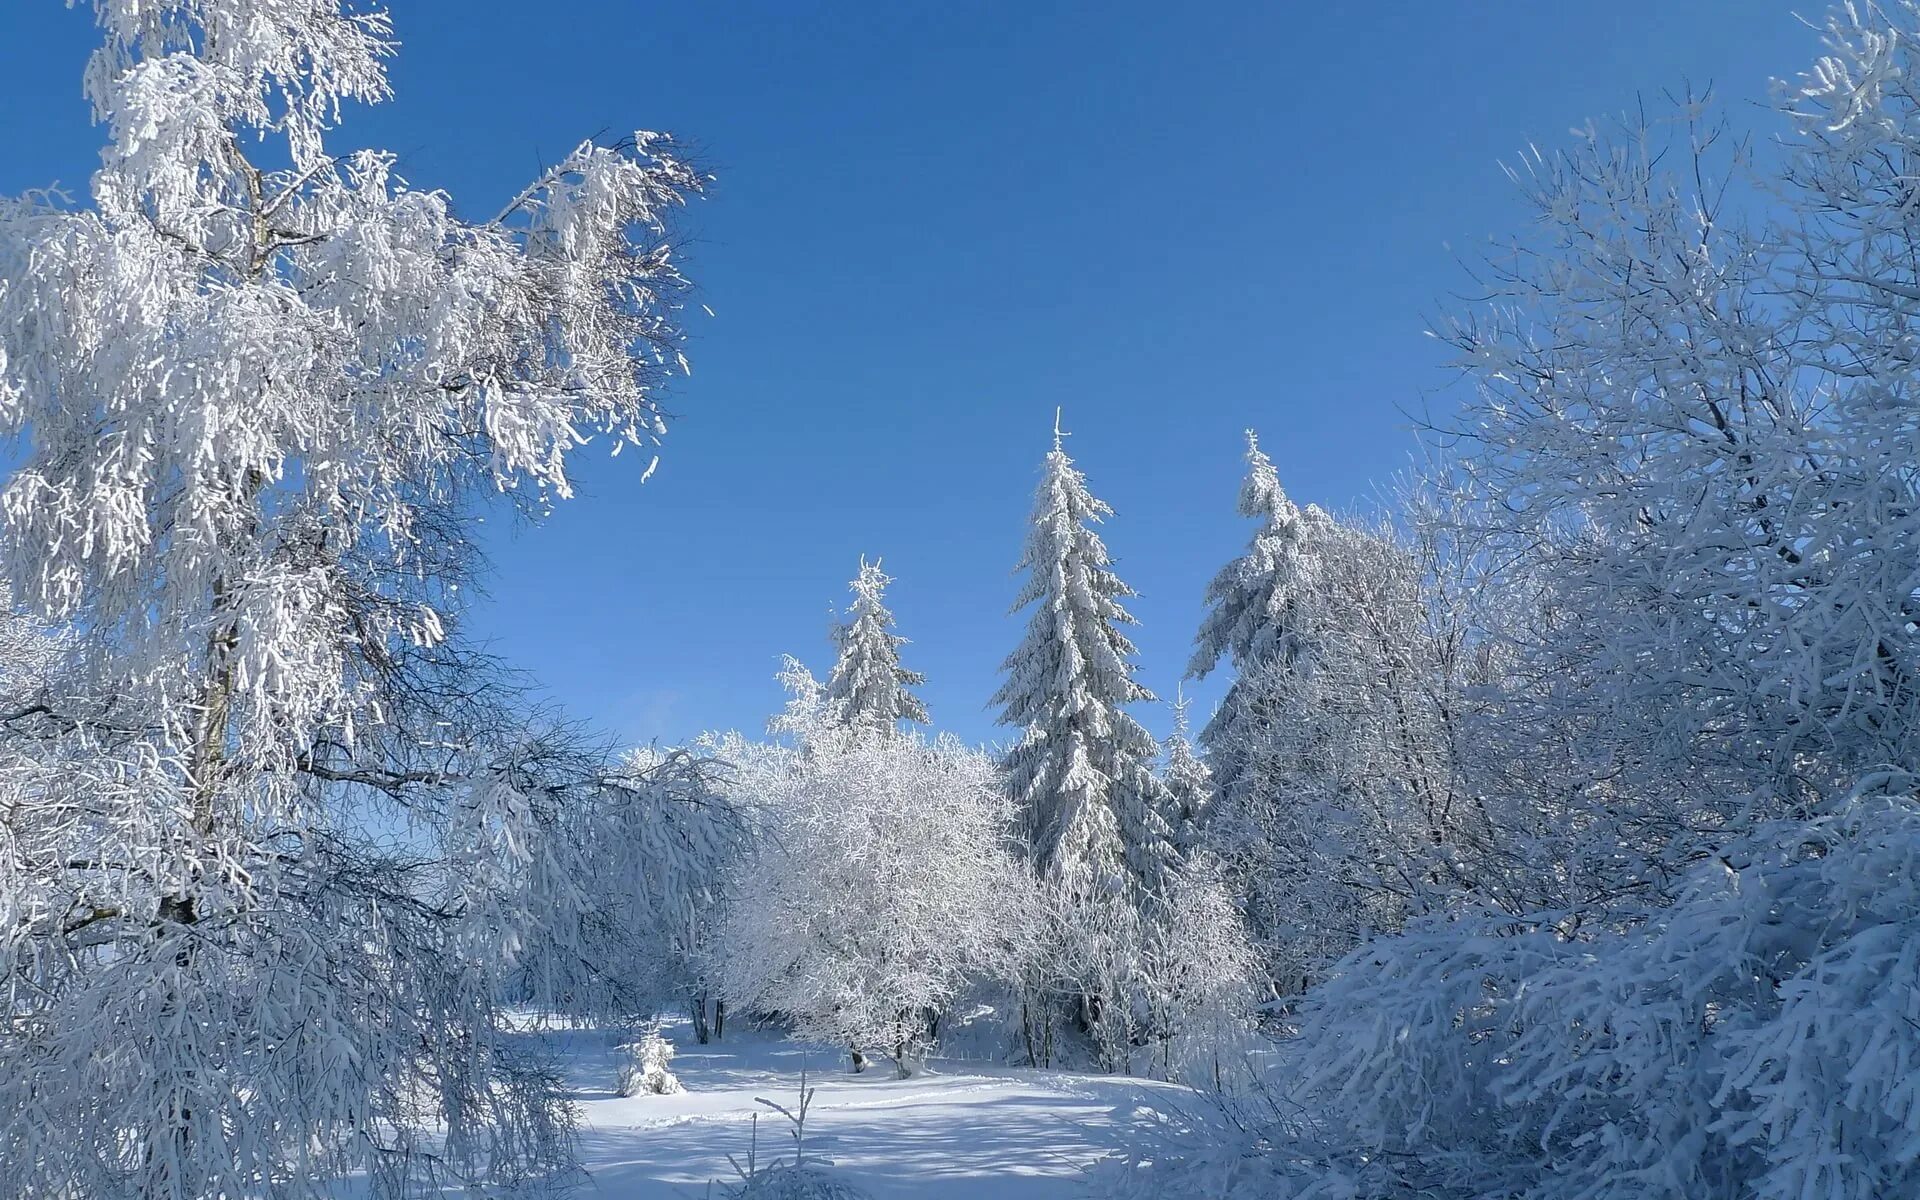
(824, 557), (928, 733)
(992, 421), (1175, 904)
(0, 2), (704, 1196)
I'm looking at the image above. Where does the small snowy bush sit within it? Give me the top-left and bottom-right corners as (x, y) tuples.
(727, 1163), (872, 1200)
(616, 1029), (682, 1097)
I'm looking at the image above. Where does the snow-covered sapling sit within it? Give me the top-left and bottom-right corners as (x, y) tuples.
(719, 1068), (872, 1200)
(617, 1028), (684, 1097)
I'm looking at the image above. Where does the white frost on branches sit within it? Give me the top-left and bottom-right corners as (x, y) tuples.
(719, 665), (1032, 1078)
(0, 2), (704, 1196)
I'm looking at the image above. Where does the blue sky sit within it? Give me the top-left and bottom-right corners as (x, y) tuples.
(0, 2), (1817, 747)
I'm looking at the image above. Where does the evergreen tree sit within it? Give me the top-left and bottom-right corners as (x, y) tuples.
(993, 418), (1175, 902)
(824, 557), (929, 732)
(1159, 688), (1215, 855)
(1186, 430), (1327, 816)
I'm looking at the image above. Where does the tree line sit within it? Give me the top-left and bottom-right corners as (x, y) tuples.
(2, 2), (1918, 1199)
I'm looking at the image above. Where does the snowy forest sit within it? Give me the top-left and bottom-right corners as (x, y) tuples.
(0, 2), (1917, 1199)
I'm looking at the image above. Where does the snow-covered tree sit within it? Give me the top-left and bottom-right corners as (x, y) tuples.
(0, 3), (703, 1196)
(718, 664), (1033, 1078)
(1113, 11), (1920, 1197)
(508, 743), (743, 1039)
(993, 421), (1175, 904)
(1207, 502), (1505, 988)
(1187, 431), (1328, 816)
(1180, 438), (1542, 999)
(625, 745), (745, 1043)
(1158, 690), (1213, 855)
(1134, 859), (1260, 1088)
(823, 557), (928, 733)
(1011, 873), (1147, 1071)
(1431, 80), (1917, 830)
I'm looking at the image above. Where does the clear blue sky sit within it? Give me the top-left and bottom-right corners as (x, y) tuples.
(0, 2), (1816, 747)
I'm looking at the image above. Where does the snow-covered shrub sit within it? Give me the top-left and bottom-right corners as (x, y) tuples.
(718, 664), (1034, 1077)
(616, 1027), (684, 1097)
(1202, 787), (1910, 1200)
(1098, 790), (1920, 1200)
(728, 1164), (873, 1200)
(1005, 856), (1260, 1081)
(1135, 860), (1262, 1088)
(1011, 877), (1145, 1071)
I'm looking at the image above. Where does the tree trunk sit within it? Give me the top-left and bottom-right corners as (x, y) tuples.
(146, 576), (245, 1186)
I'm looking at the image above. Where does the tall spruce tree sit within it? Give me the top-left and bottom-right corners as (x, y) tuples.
(1187, 431), (1326, 815)
(993, 417), (1174, 901)
(824, 557), (929, 732)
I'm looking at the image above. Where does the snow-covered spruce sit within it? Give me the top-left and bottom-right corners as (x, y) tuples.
(993, 419), (1176, 905)
(1158, 690), (1214, 856)
(824, 557), (929, 733)
(1186, 431), (1326, 825)
(617, 1027), (684, 1097)
(0, 2), (702, 1197)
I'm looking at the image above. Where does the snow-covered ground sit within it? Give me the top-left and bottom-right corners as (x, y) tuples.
(551, 1022), (1200, 1198)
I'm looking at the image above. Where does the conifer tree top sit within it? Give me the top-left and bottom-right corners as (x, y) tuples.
(1160, 687), (1214, 848)
(994, 427), (1155, 730)
(825, 556), (928, 732)
(1188, 429), (1321, 680)
(1162, 688), (1210, 782)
